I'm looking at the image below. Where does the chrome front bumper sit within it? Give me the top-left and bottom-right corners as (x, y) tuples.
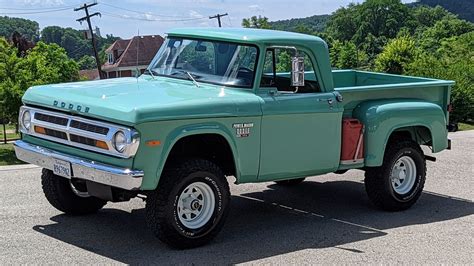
(14, 140), (143, 190)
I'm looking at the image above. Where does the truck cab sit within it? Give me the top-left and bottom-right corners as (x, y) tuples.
(14, 28), (453, 249)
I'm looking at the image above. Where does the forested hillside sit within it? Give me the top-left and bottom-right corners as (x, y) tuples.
(412, 0), (474, 22)
(269, 15), (330, 34)
(0, 16), (39, 41)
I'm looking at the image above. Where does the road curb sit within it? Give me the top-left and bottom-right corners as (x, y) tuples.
(0, 164), (39, 171)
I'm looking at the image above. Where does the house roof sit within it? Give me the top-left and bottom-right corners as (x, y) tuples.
(105, 39), (129, 53)
(102, 35), (164, 70)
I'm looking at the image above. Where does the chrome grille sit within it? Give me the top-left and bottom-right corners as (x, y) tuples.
(43, 128), (68, 140)
(19, 106), (139, 158)
(34, 113), (68, 126)
(70, 120), (109, 135)
(70, 134), (105, 148)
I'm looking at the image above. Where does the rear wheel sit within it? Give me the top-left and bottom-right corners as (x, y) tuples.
(364, 140), (426, 211)
(41, 169), (107, 215)
(145, 159), (230, 249)
(274, 178), (306, 186)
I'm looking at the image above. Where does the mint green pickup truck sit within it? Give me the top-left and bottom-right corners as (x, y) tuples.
(14, 28), (453, 248)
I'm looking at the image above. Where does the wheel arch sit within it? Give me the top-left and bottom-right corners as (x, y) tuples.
(353, 99), (448, 167)
(149, 123), (239, 190)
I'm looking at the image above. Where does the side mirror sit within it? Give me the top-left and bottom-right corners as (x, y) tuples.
(291, 56), (305, 87)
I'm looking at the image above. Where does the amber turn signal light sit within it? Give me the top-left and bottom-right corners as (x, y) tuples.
(95, 140), (109, 150)
(34, 126), (46, 135)
(146, 140), (161, 147)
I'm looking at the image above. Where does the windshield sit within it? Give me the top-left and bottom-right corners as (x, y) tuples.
(146, 37), (258, 88)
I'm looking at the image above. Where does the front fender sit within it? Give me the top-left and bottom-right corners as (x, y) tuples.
(135, 121), (241, 190)
(353, 99), (448, 167)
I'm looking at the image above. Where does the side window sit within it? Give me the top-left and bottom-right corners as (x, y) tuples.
(260, 48), (320, 93)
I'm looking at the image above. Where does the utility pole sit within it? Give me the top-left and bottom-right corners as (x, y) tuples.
(209, 13), (228, 27)
(74, 2), (104, 79)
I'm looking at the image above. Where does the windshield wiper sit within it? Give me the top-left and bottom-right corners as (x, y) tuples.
(171, 70), (200, 88)
(186, 71), (200, 88)
(143, 69), (157, 79)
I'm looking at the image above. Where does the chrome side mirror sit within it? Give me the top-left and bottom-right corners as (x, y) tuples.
(291, 56), (305, 87)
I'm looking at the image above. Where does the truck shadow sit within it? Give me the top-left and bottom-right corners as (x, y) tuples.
(32, 179), (473, 264)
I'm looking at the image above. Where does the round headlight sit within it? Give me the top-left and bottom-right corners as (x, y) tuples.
(112, 131), (127, 153)
(21, 111), (31, 131)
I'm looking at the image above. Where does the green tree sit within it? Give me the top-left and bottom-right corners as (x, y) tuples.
(0, 16), (39, 41)
(419, 15), (474, 52)
(407, 32), (474, 123)
(242, 16), (271, 29)
(375, 35), (418, 74)
(326, 0), (413, 57)
(77, 55), (97, 70)
(330, 40), (362, 69)
(0, 39), (79, 124)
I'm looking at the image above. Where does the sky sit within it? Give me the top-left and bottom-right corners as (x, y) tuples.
(1, 0), (416, 39)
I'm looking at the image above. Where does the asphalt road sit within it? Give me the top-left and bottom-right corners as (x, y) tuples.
(1, 131), (473, 264)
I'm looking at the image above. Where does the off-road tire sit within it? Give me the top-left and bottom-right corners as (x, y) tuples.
(274, 178), (306, 186)
(41, 169), (107, 215)
(364, 140), (426, 211)
(145, 159), (230, 249)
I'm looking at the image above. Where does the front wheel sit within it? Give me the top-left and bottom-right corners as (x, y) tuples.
(145, 159), (230, 249)
(41, 169), (107, 215)
(364, 140), (426, 211)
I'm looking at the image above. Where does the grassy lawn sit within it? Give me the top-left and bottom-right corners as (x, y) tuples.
(0, 143), (24, 166)
(459, 122), (474, 131)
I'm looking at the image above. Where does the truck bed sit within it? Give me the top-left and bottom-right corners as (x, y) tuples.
(333, 70), (454, 119)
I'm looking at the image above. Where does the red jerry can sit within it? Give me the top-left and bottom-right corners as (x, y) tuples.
(341, 118), (365, 164)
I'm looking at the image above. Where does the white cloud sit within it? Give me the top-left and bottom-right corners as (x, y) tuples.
(248, 4), (263, 13)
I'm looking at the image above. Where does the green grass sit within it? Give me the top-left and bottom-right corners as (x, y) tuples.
(0, 143), (24, 166)
(459, 122), (474, 131)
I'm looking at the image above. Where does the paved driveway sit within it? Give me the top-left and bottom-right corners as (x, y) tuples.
(0, 131), (473, 264)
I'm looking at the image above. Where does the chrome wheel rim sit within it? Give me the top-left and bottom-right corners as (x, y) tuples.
(390, 156), (417, 195)
(177, 181), (215, 229)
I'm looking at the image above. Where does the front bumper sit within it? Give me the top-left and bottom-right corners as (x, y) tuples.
(14, 140), (143, 190)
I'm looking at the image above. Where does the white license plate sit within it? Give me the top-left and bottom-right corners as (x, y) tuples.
(53, 159), (72, 178)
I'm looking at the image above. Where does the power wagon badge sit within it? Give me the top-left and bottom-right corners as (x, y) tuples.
(233, 123), (254, 138)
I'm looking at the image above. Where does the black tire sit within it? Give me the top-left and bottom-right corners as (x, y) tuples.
(364, 140), (426, 211)
(145, 159), (230, 249)
(274, 178), (306, 186)
(41, 169), (107, 215)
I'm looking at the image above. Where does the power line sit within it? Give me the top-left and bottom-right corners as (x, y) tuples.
(0, 4), (78, 11)
(97, 10), (207, 22)
(0, 7), (73, 15)
(99, 2), (189, 18)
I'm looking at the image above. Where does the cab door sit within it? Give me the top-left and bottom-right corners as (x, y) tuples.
(257, 48), (343, 181)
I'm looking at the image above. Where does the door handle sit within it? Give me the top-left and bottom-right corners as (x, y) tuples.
(327, 98), (334, 105)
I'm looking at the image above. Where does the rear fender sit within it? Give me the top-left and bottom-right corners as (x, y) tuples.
(353, 99), (448, 167)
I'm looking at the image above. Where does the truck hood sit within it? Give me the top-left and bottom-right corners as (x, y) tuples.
(22, 76), (262, 125)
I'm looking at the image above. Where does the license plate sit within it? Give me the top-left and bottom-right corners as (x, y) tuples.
(53, 159), (72, 178)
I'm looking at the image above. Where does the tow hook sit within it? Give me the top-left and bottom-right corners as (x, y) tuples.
(425, 155), (437, 162)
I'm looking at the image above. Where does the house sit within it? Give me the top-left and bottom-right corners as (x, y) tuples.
(102, 35), (164, 78)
